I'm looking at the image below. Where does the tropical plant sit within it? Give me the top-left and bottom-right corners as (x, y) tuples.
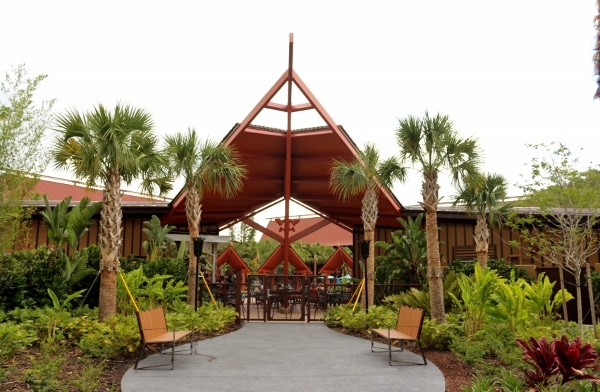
(141, 215), (176, 261)
(52, 103), (172, 321)
(330, 142), (406, 309)
(41, 195), (102, 254)
(375, 213), (427, 285)
(396, 111), (481, 323)
(449, 263), (500, 337)
(516, 335), (600, 388)
(453, 172), (511, 267)
(164, 128), (247, 306)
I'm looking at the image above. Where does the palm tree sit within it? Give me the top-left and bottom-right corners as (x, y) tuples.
(453, 172), (510, 268)
(330, 143), (406, 309)
(396, 111), (481, 323)
(164, 128), (247, 306)
(52, 103), (171, 321)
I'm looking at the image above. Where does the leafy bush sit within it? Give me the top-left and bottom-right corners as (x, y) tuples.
(449, 259), (528, 281)
(116, 267), (188, 315)
(420, 314), (462, 351)
(0, 247), (69, 311)
(0, 320), (38, 360)
(76, 314), (139, 358)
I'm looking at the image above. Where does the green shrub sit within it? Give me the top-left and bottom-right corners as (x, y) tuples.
(419, 314), (462, 351)
(22, 341), (66, 392)
(0, 320), (38, 360)
(76, 314), (139, 358)
(0, 247), (69, 311)
(7, 306), (74, 344)
(449, 259), (529, 281)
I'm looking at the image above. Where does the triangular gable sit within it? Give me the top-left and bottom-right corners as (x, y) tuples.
(257, 244), (312, 275)
(261, 216), (352, 246)
(217, 244), (251, 273)
(319, 246), (353, 276)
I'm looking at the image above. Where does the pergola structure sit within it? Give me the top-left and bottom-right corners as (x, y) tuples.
(161, 33), (404, 274)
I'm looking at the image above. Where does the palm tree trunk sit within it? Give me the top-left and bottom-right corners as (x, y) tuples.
(474, 216), (489, 268)
(98, 170), (123, 322)
(422, 172), (446, 323)
(362, 185), (378, 310)
(425, 209), (446, 323)
(186, 184), (202, 306)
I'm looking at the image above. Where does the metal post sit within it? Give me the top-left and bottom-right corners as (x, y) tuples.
(193, 237), (205, 312)
(360, 240), (370, 313)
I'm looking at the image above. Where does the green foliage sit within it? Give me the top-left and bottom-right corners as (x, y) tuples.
(451, 325), (520, 367)
(383, 270), (461, 316)
(461, 372), (495, 392)
(522, 273), (573, 320)
(449, 264), (500, 336)
(169, 301), (237, 334)
(449, 259), (529, 281)
(375, 213), (427, 285)
(509, 143), (600, 331)
(0, 64), (55, 252)
(495, 367), (527, 392)
(419, 314), (463, 350)
(70, 357), (105, 392)
(76, 314), (140, 358)
(485, 273), (532, 334)
(0, 320), (38, 360)
(141, 215), (177, 260)
(40, 195), (102, 252)
(116, 267), (188, 315)
(323, 304), (397, 334)
(22, 341), (66, 392)
(0, 247), (69, 310)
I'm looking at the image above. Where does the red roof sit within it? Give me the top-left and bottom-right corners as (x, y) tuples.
(319, 246), (353, 276)
(216, 244), (251, 273)
(160, 37), (403, 233)
(260, 216), (351, 246)
(257, 244), (312, 275)
(33, 177), (163, 203)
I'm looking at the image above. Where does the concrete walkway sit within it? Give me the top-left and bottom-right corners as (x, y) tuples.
(121, 322), (445, 392)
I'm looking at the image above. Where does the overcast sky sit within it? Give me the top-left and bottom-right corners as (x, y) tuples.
(3, 1), (600, 216)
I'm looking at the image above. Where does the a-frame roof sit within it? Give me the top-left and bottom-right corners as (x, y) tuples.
(216, 244), (251, 274)
(319, 246), (353, 276)
(161, 34), (403, 238)
(260, 216), (352, 246)
(256, 244), (312, 275)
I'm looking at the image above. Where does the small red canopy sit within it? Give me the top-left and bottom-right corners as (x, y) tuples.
(216, 244), (251, 274)
(319, 246), (353, 276)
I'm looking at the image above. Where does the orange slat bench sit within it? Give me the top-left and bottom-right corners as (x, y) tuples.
(135, 307), (193, 370)
(370, 306), (427, 365)
(452, 244), (496, 262)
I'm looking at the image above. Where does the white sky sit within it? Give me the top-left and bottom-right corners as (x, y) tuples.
(3, 1), (600, 218)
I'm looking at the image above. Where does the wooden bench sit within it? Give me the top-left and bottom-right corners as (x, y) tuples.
(370, 306), (427, 365)
(452, 244), (496, 262)
(135, 307), (193, 370)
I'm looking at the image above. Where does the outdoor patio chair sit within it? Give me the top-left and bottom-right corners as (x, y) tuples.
(134, 307), (193, 370)
(370, 306), (426, 366)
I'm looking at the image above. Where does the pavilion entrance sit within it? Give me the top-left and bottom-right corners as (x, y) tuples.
(199, 273), (356, 323)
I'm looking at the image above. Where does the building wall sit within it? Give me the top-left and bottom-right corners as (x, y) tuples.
(350, 213), (600, 279)
(20, 213), (149, 258)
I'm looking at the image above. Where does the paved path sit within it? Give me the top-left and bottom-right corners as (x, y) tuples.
(121, 322), (445, 392)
